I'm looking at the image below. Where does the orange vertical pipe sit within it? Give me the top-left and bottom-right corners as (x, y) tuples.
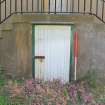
(74, 32), (79, 80)
(74, 32), (79, 64)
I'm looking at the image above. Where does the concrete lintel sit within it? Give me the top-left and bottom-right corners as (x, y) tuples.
(31, 21), (75, 25)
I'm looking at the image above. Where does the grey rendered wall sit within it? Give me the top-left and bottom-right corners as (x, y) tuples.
(77, 23), (105, 80)
(0, 14), (105, 80)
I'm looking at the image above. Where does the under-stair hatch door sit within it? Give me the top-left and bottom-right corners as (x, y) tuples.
(34, 25), (71, 82)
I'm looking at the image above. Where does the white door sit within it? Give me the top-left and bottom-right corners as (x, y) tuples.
(34, 25), (71, 82)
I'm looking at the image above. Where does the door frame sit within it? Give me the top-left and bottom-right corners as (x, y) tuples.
(32, 23), (75, 82)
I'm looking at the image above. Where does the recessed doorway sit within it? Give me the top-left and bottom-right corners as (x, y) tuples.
(32, 25), (72, 82)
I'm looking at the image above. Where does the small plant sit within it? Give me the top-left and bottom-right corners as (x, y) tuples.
(0, 96), (8, 105)
(85, 70), (97, 88)
(78, 70), (97, 89)
(0, 73), (104, 105)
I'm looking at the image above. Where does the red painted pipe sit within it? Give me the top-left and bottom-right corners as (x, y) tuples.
(74, 32), (79, 64)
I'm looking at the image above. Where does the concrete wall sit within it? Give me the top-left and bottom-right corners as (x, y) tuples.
(0, 29), (17, 78)
(77, 23), (105, 80)
(0, 14), (105, 80)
